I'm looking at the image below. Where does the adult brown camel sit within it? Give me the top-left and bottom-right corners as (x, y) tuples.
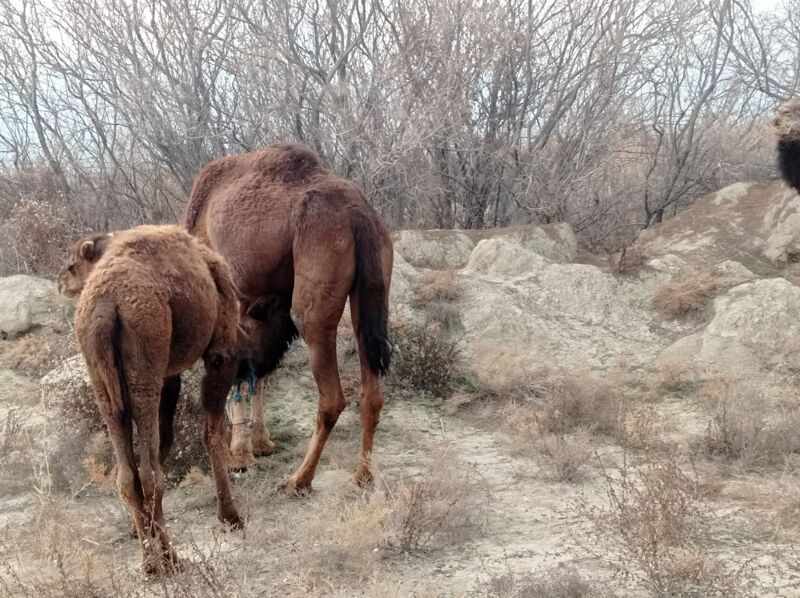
(57, 225), (243, 574)
(776, 97), (800, 192)
(184, 142), (393, 493)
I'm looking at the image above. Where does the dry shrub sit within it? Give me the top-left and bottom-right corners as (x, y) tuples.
(1, 498), (241, 598)
(482, 565), (612, 598)
(584, 451), (751, 596)
(294, 447), (473, 588)
(302, 493), (392, 583)
(0, 197), (75, 276)
(615, 245), (650, 275)
(475, 367), (668, 454)
(534, 431), (593, 483)
(701, 378), (800, 470)
(412, 269), (460, 306)
(412, 269), (462, 332)
(391, 317), (462, 397)
(0, 328), (77, 378)
(488, 369), (623, 437)
(652, 269), (724, 318)
(390, 447), (473, 551)
(648, 361), (701, 398)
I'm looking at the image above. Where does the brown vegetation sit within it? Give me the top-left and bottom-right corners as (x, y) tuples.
(700, 378), (800, 470)
(652, 269), (725, 318)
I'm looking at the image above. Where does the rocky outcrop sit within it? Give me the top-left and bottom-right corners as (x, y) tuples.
(392, 222), (577, 269)
(657, 278), (800, 377)
(635, 180), (800, 272)
(0, 275), (72, 339)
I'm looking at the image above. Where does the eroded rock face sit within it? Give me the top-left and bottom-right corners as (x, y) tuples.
(466, 238), (550, 277)
(459, 243), (690, 383)
(635, 180), (800, 272)
(0, 275), (73, 339)
(392, 230), (475, 269)
(657, 278), (800, 377)
(392, 222), (578, 269)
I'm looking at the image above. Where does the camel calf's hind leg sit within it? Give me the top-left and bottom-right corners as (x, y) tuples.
(202, 355), (243, 528)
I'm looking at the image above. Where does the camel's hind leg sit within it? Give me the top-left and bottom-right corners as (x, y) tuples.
(349, 294), (386, 486)
(122, 328), (182, 574)
(201, 354), (243, 528)
(283, 197), (354, 494)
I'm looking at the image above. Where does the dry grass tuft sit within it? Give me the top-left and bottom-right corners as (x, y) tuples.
(584, 450), (753, 596)
(412, 268), (460, 306)
(648, 361), (701, 398)
(652, 269), (724, 318)
(615, 245), (650, 275)
(0, 327), (77, 377)
(700, 378), (800, 470)
(391, 316), (462, 398)
(390, 446), (473, 551)
(290, 446), (474, 589)
(534, 431), (593, 483)
(482, 565), (613, 598)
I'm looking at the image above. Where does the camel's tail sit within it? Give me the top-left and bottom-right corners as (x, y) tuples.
(83, 299), (139, 485)
(352, 214), (392, 375)
(775, 98), (800, 193)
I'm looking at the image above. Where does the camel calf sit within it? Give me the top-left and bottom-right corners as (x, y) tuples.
(58, 225), (243, 574)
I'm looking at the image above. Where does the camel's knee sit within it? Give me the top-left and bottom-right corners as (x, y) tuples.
(116, 463), (139, 507)
(319, 395), (346, 430)
(361, 389), (383, 426)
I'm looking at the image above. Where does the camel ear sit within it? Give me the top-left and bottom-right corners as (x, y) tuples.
(79, 234), (112, 262)
(79, 240), (96, 261)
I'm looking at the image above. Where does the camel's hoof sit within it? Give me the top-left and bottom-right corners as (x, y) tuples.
(251, 422), (275, 456)
(354, 468), (374, 488)
(142, 552), (184, 576)
(227, 452), (255, 471)
(280, 476), (312, 497)
(252, 439), (275, 457)
(219, 511), (244, 531)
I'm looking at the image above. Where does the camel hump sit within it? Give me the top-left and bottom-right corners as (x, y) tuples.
(257, 143), (325, 183)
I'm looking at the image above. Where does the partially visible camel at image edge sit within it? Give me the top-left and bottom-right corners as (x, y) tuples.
(184, 142), (393, 493)
(57, 225), (243, 574)
(775, 97), (800, 192)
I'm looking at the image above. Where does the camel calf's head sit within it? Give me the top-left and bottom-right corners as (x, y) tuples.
(58, 233), (113, 297)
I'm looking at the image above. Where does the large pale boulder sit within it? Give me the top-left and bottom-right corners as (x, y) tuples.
(392, 230), (475, 269)
(481, 222), (577, 264)
(466, 238), (550, 277)
(0, 275), (73, 338)
(392, 222), (578, 270)
(458, 246), (691, 384)
(657, 278), (800, 377)
(389, 251), (421, 310)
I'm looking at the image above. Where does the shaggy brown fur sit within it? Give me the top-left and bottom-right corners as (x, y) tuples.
(185, 143), (393, 493)
(58, 225), (243, 574)
(775, 98), (800, 192)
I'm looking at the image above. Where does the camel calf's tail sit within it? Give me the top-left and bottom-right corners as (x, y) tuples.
(82, 299), (138, 476)
(352, 215), (392, 375)
(776, 98), (800, 193)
